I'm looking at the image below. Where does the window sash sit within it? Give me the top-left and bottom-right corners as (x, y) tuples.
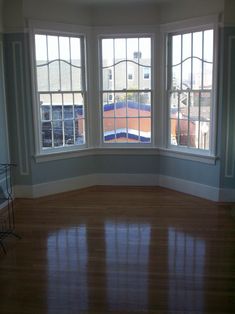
(167, 29), (214, 151)
(34, 33), (87, 151)
(100, 37), (152, 144)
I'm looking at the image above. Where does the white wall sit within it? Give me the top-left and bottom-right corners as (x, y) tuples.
(224, 0), (235, 24)
(2, 0), (225, 30)
(3, 0), (25, 31)
(0, 0), (3, 32)
(91, 3), (161, 26)
(160, 0), (224, 24)
(23, 0), (92, 26)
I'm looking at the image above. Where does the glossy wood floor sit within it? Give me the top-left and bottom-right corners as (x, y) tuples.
(0, 186), (235, 314)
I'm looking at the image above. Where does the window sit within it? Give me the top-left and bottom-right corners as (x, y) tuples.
(167, 29), (214, 151)
(34, 34), (86, 151)
(101, 37), (152, 144)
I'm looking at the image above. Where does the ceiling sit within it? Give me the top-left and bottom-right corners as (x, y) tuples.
(52, 0), (172, 5)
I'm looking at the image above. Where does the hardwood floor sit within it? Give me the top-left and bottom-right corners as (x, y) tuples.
(0, 186), (235, 314)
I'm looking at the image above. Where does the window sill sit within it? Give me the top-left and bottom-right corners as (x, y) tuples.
(34, 146), (218, 165)
(158, 148), (218, 165)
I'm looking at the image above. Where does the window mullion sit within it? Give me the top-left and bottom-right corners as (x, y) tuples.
(58, 37), (62, 91)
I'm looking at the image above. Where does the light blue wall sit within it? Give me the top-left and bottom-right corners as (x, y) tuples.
(219, 27), (235, 189)
(0, 34), (9, 164)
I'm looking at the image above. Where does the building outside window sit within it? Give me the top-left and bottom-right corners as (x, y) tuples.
(34, 33), (86, 151)
(167, 29), (214, 151)
(101, 37), (152, 144)
(143, 67), (150, 80)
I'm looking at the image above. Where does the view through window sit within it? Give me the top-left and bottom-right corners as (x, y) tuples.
(35, 34), (86, 150)
(101, 37), (152, 143)
(168, 29), (214, 151)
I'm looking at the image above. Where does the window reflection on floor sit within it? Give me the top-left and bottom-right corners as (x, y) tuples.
(47, 226), (88, 312)
(168, 227), (206, 313)
(105, 221), (151, 311)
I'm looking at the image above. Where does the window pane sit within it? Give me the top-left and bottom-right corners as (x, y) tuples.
(60, 61), (71, 91)
(128, 118), (139, 142)
(64, 106), (73, 119)
(115, 62), (126, 90)
(193, 32), (202, 59)
(127, 38), (139, 61)
(103, 67), (113, 90)
(70, 37), (81, 67)
(115, 38), (126, 62)
(127, 92), (138, 117)
(71, 67), (81, 91)
(140, 67), (151, 89)
(41, 105), (50, 121)
(203, 63), (213, 89)
(182, 58), (191, 89)
(42, 122), (52, 147)
(102, 39), (114, 67)
(182, 33), (191, 60)
(35, 35), (47, 62)
(172, 65), (181, 90)
(193, 58), (202, 90)
(140, 92), (151, 117)
(59, 36), (70, 61)
(48, 36), (59, 60)
(115, 92), (126, 117)
(53, 121), (63, 147)
(116, 118), (127, 142)
(103, 118), (115, 142)
(139, 118), (151, 143)
(127, 63), (137, 90)
(189, 92), (200, 148)
(64, 120), (74, 145)
(204, 30), (213, 62)
(172, 35), (181, 65)
(37, 66), (49, 91)
(139, 38), (151, 66)
(75, 118), (85, 144)
(49, 61), (60, 91)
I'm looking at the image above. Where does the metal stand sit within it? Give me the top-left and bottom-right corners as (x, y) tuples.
(0, 163), (21, 254)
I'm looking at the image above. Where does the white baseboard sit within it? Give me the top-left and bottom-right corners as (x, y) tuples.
(157, 174), (220, 201)
(14, 173), (222, 201)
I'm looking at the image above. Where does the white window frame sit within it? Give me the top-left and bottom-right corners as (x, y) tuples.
(98, 32), (155, 148)
(161, 16), (218, 157)
(29, 20), (91, 157)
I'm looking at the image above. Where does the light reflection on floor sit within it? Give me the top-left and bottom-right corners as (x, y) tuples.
(105, 221), (151, 311)
(168, 227), (206, 313)
(47, 226), (88, 312)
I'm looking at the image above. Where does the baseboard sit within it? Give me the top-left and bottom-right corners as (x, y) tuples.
(14, 173), (221, 201)
(157, 174), (220, 201)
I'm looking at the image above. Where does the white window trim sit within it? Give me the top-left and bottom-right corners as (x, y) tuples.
(29, 20), (92, 156)
(160, 15), (219, 157)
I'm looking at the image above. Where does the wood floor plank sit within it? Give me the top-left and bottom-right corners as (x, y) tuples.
(0, 186), (235, 313)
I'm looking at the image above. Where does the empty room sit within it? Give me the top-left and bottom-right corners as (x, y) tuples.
(0, 0), (235, 313)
